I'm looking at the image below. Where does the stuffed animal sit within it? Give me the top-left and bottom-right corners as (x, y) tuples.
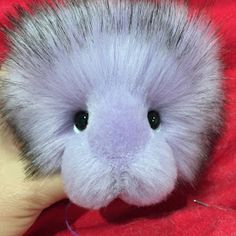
(0, 0), (224, 209)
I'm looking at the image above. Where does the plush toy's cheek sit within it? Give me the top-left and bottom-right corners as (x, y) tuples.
(120, 137), (177, 206)
(61, 138), (119, 209)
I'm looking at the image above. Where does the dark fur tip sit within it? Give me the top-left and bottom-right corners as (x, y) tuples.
(21, 151), (60, 179)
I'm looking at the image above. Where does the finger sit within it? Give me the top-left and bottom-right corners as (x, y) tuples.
(29, 174), (67, 209)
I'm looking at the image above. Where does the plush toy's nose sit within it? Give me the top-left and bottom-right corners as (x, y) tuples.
(88, 93), (150, 158)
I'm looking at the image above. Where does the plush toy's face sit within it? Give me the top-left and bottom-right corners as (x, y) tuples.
(62, 88), (177, 208)
(1, 0), (223, 209)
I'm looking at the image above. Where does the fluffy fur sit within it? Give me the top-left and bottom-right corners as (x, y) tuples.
(0, 0), (223, 209)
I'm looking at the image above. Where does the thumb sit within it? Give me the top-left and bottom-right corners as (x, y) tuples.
(29, 174), (67, 210)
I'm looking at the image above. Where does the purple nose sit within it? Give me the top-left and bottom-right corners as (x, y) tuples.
(88, 98), (150, 158)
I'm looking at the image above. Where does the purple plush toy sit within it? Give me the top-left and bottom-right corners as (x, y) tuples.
(0, 0), (223, 209)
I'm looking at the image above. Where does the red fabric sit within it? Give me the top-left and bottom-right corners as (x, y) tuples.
(0, 0), (236, 235)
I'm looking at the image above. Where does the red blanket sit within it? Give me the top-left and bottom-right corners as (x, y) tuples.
(0, 0), (236, 235)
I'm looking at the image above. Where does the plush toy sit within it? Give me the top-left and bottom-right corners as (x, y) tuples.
(0, 0), (224, 210)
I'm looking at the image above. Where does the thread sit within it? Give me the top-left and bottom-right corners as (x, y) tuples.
(65, 201), (80, 236)
(193, 199), (236, 212)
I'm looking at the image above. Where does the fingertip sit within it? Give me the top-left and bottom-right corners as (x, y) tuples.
(31, 174), (67, 208)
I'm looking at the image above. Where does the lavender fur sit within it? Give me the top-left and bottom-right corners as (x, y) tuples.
(0, 0), (223, 209)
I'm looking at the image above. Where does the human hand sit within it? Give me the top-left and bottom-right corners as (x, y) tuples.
(0, 71), (66, 236)
(0, 128), (66, 236)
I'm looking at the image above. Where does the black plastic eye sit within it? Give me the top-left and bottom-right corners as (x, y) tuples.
(148, 110), (161, 130)
(74, 111), (89, 131)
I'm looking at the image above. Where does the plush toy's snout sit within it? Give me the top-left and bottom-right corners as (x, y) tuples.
(88, 92), (150, 162)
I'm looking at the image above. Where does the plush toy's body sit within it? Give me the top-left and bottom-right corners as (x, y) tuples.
(0, 0), (223, 209)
